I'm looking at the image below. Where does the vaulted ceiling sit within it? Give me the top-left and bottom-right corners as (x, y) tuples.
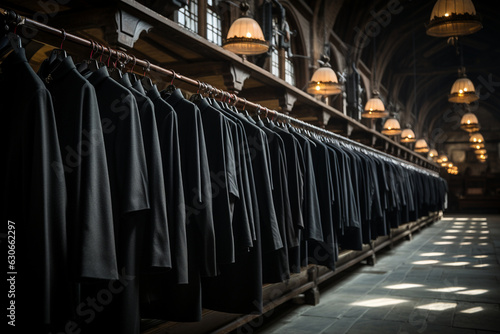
(331, 0), (500, 153)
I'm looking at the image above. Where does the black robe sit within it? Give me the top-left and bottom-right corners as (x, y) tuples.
(3, 47), (69, 333)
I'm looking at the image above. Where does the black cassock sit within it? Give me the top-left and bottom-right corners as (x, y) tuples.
(197, 98), (240, 264)
(142, 88), (217, 322)
(81, 69), (151, 334)
(202, 103), (263, 314)
(146, 85), (187, 282)
(3, 47), (68, 332)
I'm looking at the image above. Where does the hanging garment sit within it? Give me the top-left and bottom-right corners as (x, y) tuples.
(308, 137), (336, 270)
(202, 103), (263, 315)
(208, 99), (255, 249)
(256, 118), (291, 282)
(37, 54), (118, 281)
(142, 88), (217, 322)
(196, 98), (240, 264)
(81, 68), (151, 334)
(146, 84), (187, 282)
(2, 47), (69, 332)
(119, 73), (171, 269)
(289, 128), (323, 243)
(266, 122), (304, 244)
(329, 144), (362, 250)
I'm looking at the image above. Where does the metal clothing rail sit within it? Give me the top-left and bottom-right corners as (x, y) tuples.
(1, 7), (439, 176)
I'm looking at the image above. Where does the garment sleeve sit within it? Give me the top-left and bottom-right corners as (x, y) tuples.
(77, 83), (119, 280)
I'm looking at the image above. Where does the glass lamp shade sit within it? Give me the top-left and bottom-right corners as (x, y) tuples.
(449, 76), (479, 103)
(362, 96), (388, 118)
(477, 153), (488, 160)
(414, 139), (430, 153)
(474, 148), (487, 155)
(307, 67), (341, 95)
(472, 143), (485, 150)
(381, 118), (402, 136)
(469, 132), (484, 147)
(460, 112), (480, 132)
(426, 0), (482, 37)
(223, 17), (269, 55)
(428, 149), (439, 159)
(400, 128), (416, 143)
(438, 154), (449, 163)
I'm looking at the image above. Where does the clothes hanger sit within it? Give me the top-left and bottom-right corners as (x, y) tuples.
(77, 40), (100, 75)
(165, 70), (178, 94)
(109, 50), (124, 80)
(140, 59), (154, 92)
(189, 80), (205, 105)
(255, 105), (263, 122)
(48, 29), (68, 66)
(127, 54), (139, 82)
(7, 30), (22, 51)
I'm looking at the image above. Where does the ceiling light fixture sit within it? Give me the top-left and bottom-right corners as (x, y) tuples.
(307, 58), (342, 96)
(460, 112), (480, 132)
(223, 2), (269, 55)
(449, 68), (479, 104)
(362, 92), (388, 118)
(426, 0), (482, 37)
(469, 132), (484, 147)
(428, 148), (439, 159)
(414, 139), (430, 153)
(401, 128), (416, 143)
(381, 117), (402, 136)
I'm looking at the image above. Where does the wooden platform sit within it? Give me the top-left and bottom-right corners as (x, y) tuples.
(141, 212), (442, 334)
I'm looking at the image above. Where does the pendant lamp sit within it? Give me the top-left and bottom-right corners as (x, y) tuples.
(414, 139), (430, 153)
(477, 153), (488, 160)
(449, 71), (479, 104)
(428, 148), (438, 159)
(426, 0), (482, 37)
(469, 132), (484, 147)
(381, 118), (402, 136)
(223, 2), (269, 55)
(474, 148), (486, 155)
(307, 61), (341, 96)
(362, 92), (388, 118)
(438, 154), (449, 163)
(400, 128), (416, 143)
(460, 112), (480, 132)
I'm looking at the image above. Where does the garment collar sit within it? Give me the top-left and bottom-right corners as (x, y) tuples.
(164, 88), (184, 106)
(87, 66), (109, 86)
(38, 55), (76, 84)
(146, 84), (161, 101)
(0, 47), (27, 73)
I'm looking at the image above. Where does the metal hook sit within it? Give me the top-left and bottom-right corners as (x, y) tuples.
(231, 94), (239, 107)
(242, 98), (247, 111)
(255, 104), (263, 115)
(121, 52), (130, 69)
(130, 54), (137, 73)
(113, 51), (121, 68)
(105, 46), (113, 67)
(196, 80), (202, 94)
(170, 70), (177, 85)
(59, 29), (66, 49)
(143, 59), (151, 76)
(89, 40), (96, 59)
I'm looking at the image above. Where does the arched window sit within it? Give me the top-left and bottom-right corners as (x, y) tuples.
(270, 17), (296, 86)
(177, 0), (198, 33)
(284, 51), (295, 86)
(206, 0), (222, 46)
(176, 0), (222, 46)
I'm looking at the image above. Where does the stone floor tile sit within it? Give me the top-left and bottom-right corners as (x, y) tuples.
(249, 215), (500, 334)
